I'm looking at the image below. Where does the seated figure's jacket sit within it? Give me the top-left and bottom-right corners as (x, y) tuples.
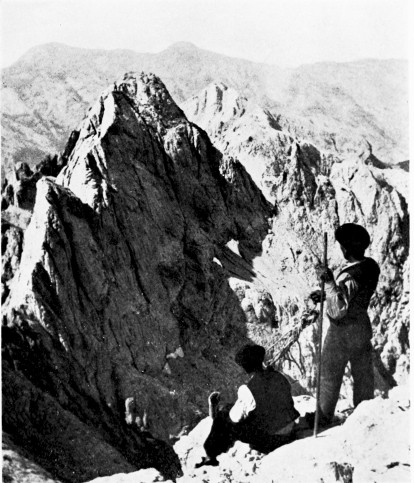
(246, 369), (300, 434)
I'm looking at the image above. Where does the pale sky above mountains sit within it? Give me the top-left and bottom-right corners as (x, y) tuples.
(0, 0), (410, 68)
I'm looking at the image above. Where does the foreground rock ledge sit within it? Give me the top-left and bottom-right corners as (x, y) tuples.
(84, 385), (409, 483)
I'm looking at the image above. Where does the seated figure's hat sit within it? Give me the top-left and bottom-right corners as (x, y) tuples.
(235, 344), (265, 367)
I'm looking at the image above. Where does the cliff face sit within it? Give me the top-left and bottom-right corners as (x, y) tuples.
(2, 73), (271, 481)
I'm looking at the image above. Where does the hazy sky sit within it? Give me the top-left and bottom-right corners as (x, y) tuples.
(0, 0), (410, 68)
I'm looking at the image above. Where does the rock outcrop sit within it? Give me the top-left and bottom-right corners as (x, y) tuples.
(2, 72), (271, 481)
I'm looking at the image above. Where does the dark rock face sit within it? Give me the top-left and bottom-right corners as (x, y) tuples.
(2, 367), (137, 482)
(2, 73), (271, 481)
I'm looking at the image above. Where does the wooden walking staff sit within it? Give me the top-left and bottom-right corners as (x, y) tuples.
(314, 232), (328, 437)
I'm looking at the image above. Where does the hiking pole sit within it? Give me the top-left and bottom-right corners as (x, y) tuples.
(314, 232), (328, 437)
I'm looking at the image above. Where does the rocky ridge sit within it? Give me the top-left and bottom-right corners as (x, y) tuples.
(2, 72), (272, 481)
(1, 43), (408, 178)
(1, 72), (410, 481)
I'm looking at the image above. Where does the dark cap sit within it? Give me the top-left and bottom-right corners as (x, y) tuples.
(235, 344), (265, 371)
(335, 223), (371, 251)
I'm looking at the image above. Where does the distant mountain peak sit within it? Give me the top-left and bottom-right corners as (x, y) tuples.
(24, 41), (74, 56)
(164, 41), (200, 52)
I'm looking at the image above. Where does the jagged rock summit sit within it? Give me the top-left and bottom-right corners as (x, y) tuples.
(2, 72), (272, 481)
(183, 82), (294, 203)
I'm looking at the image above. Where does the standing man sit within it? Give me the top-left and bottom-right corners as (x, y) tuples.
(310, 223), (380, 425)
(195, 344), (299, 468)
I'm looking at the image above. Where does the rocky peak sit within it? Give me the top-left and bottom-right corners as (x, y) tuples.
(190, 83), (247, 120)
(116, 72), (187, 131)
(163, 41), (200, 53)
(190, 98), (325, 212)
(2, 71), (272, 481)
(184, 81), (282, 135)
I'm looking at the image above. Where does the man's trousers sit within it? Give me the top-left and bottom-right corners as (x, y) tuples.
(320, 323), (374, 420)
(204, 405), (295, 458)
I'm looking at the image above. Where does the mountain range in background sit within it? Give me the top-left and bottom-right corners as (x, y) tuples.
(1, 41), (409, 180)
(0, 43), (410, 482)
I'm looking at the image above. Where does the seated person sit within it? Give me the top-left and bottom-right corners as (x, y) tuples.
(196, 343), (299, 468)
